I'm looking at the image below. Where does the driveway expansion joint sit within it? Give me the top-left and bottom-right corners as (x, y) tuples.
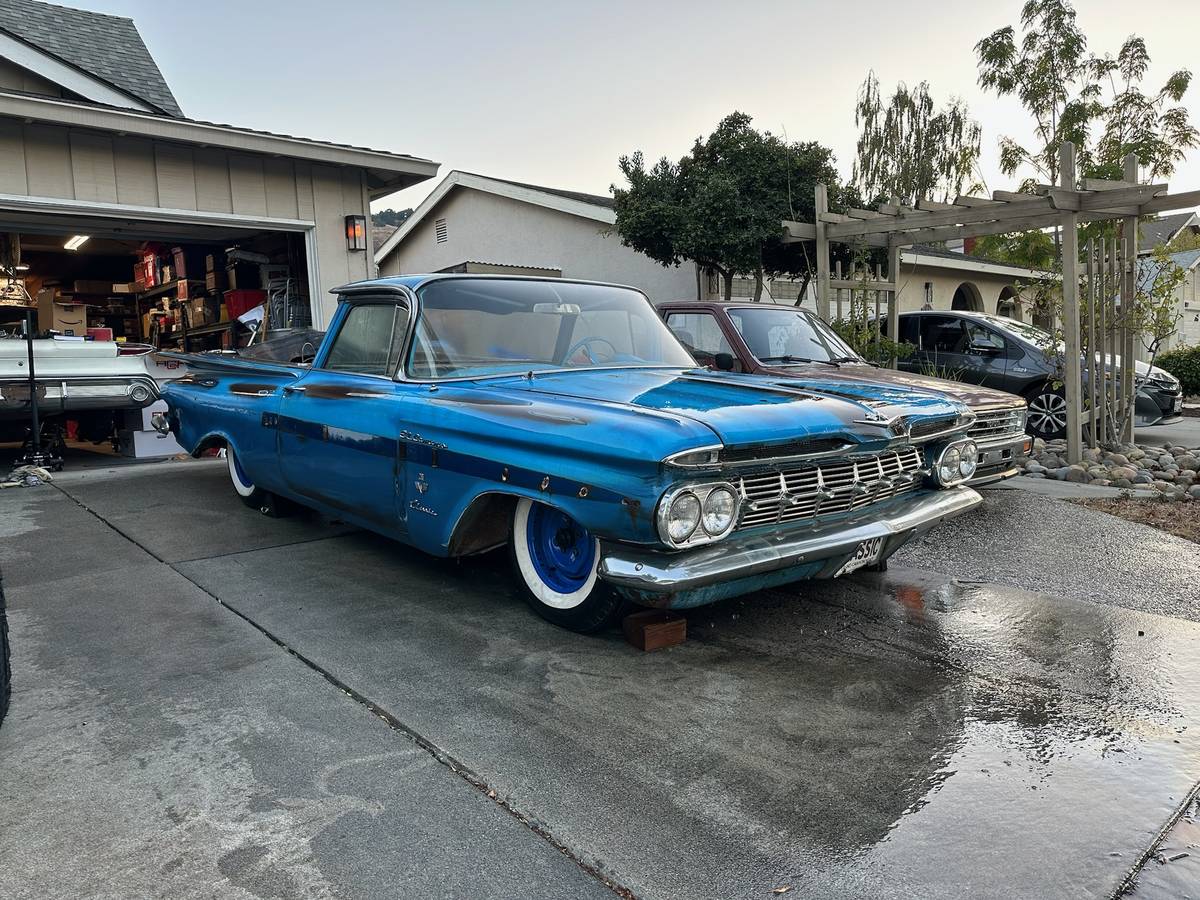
(50, 481), (638, 900)
(1110, 779), (1200, 899)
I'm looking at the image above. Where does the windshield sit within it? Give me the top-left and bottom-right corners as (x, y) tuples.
(986, 315), (1056, 348)
(727, 306), (862, 364)
(407, 278), (696, 379)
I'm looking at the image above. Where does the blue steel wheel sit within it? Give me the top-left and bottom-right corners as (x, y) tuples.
(510, 498), (624, 633)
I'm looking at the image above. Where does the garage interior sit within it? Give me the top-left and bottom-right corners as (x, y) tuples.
(1, 213), (311, 349)
(0, 211), (314, 465)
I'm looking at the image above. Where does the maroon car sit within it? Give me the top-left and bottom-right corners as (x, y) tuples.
(659, 301), (1031, 486)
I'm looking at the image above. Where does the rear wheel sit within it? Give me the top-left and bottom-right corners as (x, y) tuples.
(227, 446), (269, 509)
(509, 498), (624, 633)
(1026, 385), (1068, 440)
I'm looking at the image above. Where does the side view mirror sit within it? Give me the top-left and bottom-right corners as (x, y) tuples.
(713, 352), (735, 372)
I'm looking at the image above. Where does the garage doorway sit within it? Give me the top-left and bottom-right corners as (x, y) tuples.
(0, 212), (312, 352)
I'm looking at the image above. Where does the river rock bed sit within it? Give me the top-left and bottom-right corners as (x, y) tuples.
(1021, 438), (1200, 501)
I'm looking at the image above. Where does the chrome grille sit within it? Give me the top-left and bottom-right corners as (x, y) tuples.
(736, 448), (925, 530)
(968, 407), (1025, 444)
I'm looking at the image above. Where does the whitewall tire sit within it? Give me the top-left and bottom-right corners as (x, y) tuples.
(509, 498), (625, 632)
(227, 447), (267, 508)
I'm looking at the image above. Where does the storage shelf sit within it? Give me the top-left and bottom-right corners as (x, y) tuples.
(137, 279), (204, 301)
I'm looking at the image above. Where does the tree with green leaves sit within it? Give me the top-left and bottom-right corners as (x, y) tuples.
(976, 0), (1198, 188)
(613, 112), (850, 301)
(852, 72), (983, 207)
(372, 208), (413, 228)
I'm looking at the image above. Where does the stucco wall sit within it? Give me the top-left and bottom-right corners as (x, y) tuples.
(378, 188), (698, 303)
(720, 259), (1032, 319)
(1171, 266), (1200, 349)
(0, 117), (373, 327)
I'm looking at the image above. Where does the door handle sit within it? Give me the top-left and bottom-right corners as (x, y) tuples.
(282, 385), (307, 395)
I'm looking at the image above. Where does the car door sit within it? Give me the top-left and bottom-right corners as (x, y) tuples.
(903, 314), (983, 384)
(662, 310), (743, 370)
(960, 320), (1015, 389)
(277, 298), (412, 534)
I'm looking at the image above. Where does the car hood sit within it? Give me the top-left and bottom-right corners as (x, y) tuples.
(495, 368), (968, 450)
(758, 362), (1025, 408)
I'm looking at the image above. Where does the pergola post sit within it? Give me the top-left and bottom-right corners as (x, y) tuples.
(1059, 143), (1083, 464)
(814, 183), (830, 321)
(1121, 153), (1140, 444)
(887, 243), (901, 367)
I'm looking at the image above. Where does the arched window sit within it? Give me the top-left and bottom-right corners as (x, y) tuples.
(951, 282), (983, 311)
(996, 285), (1021, 320)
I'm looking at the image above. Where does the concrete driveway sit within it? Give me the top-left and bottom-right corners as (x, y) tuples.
(2, 459), (1199, 899)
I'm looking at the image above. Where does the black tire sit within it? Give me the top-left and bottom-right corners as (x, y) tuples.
(1025, 384), (1068, 440)
(1, 571), (11, 727)
(508, 498), (625, 633)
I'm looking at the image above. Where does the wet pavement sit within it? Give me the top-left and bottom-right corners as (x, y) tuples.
(2, 459), (1200, 898)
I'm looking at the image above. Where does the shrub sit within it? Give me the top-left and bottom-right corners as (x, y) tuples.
(1157, 345), (1200, 396)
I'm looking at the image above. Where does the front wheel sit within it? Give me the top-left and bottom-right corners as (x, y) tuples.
(509, 498), (624, 633)
(1026, 386), (1068, 440)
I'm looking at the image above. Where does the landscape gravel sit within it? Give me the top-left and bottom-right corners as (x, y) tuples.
(1020, 438), (1200, 500)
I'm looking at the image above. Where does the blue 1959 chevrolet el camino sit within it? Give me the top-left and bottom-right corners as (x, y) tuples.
(159, 275), (983, 632)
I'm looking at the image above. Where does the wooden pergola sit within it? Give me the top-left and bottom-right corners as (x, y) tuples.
(781, 143), (1200, 463)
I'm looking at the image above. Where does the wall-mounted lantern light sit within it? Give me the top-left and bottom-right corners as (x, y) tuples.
(345, 215), (367, 252)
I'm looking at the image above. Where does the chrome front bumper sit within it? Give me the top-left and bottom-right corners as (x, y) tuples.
(968, 432), (1031, 487)
(598, 486), (982, 605)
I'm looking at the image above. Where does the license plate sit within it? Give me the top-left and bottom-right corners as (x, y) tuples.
(835, 537), (883, 577)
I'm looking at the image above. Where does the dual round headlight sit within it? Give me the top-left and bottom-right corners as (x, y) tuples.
(661, 484), (739, 545)
(935, 439), (978, 485)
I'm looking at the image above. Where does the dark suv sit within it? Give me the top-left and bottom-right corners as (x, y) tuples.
(888, 311), (1184, 439)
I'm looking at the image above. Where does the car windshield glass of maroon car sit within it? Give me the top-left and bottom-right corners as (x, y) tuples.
(728, 307), (860, 364)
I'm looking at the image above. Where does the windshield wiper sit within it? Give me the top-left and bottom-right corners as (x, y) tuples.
(759, 355), (840, 367)
(827, 356), (862, 364)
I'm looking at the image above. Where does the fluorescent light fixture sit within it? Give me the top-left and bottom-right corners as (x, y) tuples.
(14, 264), (29, 271)
(64, 235), (90, 251)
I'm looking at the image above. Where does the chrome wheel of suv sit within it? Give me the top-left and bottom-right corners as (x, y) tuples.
(1027, 388), (1068, 439)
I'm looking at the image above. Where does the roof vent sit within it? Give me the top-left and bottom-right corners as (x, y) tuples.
(434, 218), (448, 244)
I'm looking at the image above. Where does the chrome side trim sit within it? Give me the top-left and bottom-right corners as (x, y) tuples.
(598, 487), (982, 594)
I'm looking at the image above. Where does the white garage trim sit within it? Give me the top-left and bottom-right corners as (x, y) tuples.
(0, 191), (316, 232)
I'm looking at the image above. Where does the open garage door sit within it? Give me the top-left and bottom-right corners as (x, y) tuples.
(0, 208), (314, 352)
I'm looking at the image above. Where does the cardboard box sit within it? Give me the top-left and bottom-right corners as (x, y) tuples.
(205, 269), (227, 292)
(73, 279), (113, 295)
(171, 246), (206, 280)
(187, 296), (220, 327)
(118, 427), (184, 459)
(123, 399), (167, 433)
(49, 303), (88, 335)
(112, 282), (138, 293)
(137, 250), (158, 287)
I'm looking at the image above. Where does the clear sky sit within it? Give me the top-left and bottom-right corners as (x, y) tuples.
(65, 0), (1200, 214)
